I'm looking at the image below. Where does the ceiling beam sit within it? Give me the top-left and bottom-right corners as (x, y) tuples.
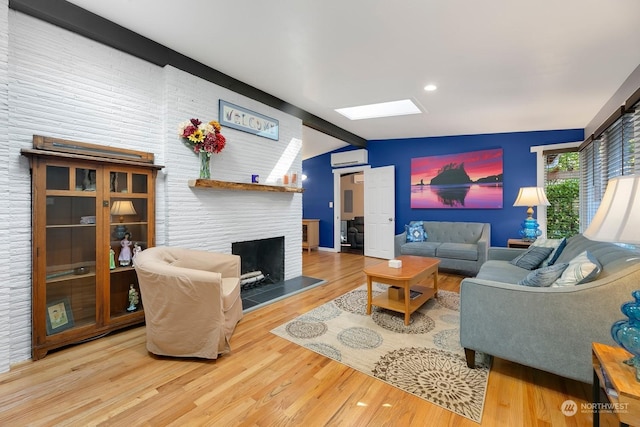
(9, 0), (367, 148)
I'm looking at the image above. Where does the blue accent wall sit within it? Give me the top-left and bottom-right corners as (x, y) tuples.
(302, 151), (337, 245)
(303, 129), (584, 249)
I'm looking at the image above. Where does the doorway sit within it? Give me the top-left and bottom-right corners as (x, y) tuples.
(332, 165), (396, 258)
(340, 172), (365, 254)
(333, 165), (370, 253)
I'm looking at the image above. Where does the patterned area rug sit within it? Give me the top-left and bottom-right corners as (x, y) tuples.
(271, 284), (491, 423)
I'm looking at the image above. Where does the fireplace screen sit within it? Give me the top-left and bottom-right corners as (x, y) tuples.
(232, 236), (284, 286)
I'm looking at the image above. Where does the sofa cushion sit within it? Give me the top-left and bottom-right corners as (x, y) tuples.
(518, 263), (569, 287)
(509, 246), (554, 270)
(547, 238), (567, 266)
(436, 243), (478, 261)
(531, 238), (566, 267)
(552, 251), (602, 287)
(405, 221), (427, 242)
(475, 260), (529, 283)
(422, 221), (484, 244)
(400, 241), (440, 257)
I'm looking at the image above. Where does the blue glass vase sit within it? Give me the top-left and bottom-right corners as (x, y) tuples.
(611, 290), (640, 381)
(518, 217), (542, 242)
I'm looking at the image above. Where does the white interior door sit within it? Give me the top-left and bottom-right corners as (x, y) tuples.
(364, 166), (395, 259)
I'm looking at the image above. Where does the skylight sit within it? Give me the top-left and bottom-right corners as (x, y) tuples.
(335, 99), (422, 120)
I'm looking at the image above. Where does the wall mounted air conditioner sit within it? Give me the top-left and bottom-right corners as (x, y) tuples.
(330, 149), (368, 168)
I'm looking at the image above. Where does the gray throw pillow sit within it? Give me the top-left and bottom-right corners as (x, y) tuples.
(510, 246), (554, 270)
(518, 263), (569, 287)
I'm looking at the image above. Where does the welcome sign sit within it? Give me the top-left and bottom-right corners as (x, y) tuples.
(219, 100), (279, 140)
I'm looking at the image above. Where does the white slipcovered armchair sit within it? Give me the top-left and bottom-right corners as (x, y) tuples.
(133, 246), (243, 359)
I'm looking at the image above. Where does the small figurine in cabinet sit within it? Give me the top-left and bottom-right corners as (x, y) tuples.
(118, 232), (132, 266)
(132, 243), (142, 266)
(109, 247), (116, 270)
(127, 284), (139, 312)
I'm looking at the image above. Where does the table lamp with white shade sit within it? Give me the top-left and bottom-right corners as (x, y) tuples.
(583, 175), (640, 244)
(513, 186), (550, 241)
(110, 200), (137, 239)
(584, 175), (640, 380)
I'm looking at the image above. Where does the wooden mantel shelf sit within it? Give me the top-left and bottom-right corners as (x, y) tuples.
(188, 179), (304, 193)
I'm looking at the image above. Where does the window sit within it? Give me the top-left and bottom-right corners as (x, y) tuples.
(544, 151), (580, 238)
(580, 101), (639, 231)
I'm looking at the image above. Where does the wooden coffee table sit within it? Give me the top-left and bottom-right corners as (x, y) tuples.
(364, 255), (439, 325)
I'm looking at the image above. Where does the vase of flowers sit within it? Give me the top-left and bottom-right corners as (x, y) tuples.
(178, 118), (226, 179)
(198, 151), (211, 179)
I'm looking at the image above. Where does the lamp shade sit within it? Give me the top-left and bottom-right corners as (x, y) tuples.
(513, 187), (550, 208)
(583, 175), (640, 244)
(110, 200), (137, 220)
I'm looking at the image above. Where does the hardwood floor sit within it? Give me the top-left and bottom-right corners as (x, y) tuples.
(0, 251), (618, 426)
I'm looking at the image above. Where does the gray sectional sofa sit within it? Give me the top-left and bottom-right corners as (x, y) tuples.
(460, 234), (640, 383)
(394, 221), (490, 275)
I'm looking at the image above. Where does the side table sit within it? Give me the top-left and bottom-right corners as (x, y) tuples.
(302, 219), (319, 253)
(592, 342), (640, 427)
(507, 238), (532, 249)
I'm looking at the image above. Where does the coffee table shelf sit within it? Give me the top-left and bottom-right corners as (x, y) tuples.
(372, 285), (436, 314)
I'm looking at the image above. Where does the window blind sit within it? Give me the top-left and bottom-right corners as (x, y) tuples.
(579, 100), (639, 231)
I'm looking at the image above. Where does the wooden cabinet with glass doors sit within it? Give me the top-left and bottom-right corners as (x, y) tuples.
(22, 136), (162, 360)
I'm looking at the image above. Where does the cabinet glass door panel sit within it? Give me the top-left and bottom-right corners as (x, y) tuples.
(75, 168), (98, 191)
(131, 173), (148, 194)
(47, 165), (70, 190)
(46, 195), (96, 226)
(45, 276), (97, 334)
(44, 193), (97, 334)
(109, 171), (129, 193)
(110, 268), (141, 319)
(108, 171), (149, 321)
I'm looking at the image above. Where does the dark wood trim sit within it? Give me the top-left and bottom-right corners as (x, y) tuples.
(578, 134), (594, 152)
(625, 85), (640, 111)
(9, 0), (367, 149)
(592, 106), (624, 140)
(32, 135), (156, 164)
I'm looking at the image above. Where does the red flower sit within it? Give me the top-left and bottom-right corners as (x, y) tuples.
(182, 125), (197, 138)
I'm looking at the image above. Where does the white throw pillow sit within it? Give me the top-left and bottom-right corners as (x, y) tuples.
(552, 250), (602, 287)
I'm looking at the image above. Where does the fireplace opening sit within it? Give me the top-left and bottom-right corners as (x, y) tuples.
(232, 236), (284, 289)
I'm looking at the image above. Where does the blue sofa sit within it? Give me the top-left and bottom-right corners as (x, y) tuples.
(394, 221), (491, 275)
(460, 234), (640, 383)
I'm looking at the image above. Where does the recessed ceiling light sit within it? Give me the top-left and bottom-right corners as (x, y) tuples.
(424, 84), (437, 92)
(335, 99), (422, 120)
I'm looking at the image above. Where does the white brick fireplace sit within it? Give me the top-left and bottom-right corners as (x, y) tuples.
(161, 67), (303, 281)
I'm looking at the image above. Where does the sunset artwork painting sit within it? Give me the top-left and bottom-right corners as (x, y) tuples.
(410, 148), (503, 209)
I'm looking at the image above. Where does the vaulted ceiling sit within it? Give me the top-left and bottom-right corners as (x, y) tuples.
(64, 0), (640, 159)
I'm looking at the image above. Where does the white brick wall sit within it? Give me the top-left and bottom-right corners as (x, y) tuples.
(1, 7), (302, 372)
(0, 0), (11, 373)
(163, 67), (302, 279)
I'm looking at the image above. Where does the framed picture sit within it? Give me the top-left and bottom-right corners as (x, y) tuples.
(46, 298), (75, 335)
(219, 100), (279, 140)
(410, 148), (503, 209)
